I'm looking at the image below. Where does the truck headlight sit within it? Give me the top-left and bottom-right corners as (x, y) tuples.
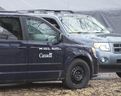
(94, 43), (110, 51)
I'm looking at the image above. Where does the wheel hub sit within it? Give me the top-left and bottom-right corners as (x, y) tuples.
(71, 66), (84, 83)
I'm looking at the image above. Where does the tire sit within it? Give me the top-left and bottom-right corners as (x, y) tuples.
(116, 72), (121, 78)
(63, 59), (90, 89)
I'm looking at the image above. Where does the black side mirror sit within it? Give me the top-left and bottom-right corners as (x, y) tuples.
(50, 33), (63, 45)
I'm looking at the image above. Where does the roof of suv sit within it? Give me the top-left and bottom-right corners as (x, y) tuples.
(0, 11), (36, 17)
(0, 11), (20, 15)
(0, 11), (50, 25)
(19, 10), (90, 19)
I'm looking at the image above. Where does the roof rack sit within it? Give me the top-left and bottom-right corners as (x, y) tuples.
(17, 9), (74, 14)
(0, 11), (17, 13)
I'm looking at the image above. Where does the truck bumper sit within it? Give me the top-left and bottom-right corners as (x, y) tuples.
(97, 51), (121, 65)
(97, 51), (121, 72)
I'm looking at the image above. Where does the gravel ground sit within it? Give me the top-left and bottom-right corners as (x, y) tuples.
(0, 73), (120, 96)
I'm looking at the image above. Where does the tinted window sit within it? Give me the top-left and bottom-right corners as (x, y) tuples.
(26, 18), (58, 43)
(0, 26), (17, 40)
(43, 18), (60, 29)
(0, 17), (22, 40)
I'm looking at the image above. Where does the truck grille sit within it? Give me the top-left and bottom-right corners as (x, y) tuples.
(113, 43), (121, 53)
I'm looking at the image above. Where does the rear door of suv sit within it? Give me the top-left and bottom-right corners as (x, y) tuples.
(0, 15), (28, 82)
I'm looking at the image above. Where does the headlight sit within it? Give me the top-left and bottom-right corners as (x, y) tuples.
(94, 43), (110, 51)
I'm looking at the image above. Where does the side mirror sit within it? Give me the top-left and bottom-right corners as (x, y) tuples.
(48, 33), (63, 45)
(52, 33), (63, 45)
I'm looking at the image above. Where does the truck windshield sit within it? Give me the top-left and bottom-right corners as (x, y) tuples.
(61, 16), (110, 34)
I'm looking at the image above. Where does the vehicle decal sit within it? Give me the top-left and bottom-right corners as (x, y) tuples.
(39, 47), (62, 51)
(39, 52), (53, 58)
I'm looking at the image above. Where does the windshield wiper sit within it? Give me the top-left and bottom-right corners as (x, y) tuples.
(70, 32), (90, 34)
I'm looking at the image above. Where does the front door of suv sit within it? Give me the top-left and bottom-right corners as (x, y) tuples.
(24, 17), (63, 81)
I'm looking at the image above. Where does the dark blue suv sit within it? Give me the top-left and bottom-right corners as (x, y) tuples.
(0, 12), (98, 89)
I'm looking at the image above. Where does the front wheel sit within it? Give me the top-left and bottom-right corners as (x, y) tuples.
(116, 72), (121, 78)
(63, 59), (90, 89)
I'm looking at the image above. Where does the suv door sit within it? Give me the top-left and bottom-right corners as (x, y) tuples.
(0, 16), (27, 82)
(24, 17), (63, 81)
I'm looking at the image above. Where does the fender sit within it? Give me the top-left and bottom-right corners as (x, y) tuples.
(63, 48), (96, 77)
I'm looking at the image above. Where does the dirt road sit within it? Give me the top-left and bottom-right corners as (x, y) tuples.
(0, 73), (120, 96)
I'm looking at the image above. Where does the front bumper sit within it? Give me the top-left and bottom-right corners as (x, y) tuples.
(97, 51), (121, 65)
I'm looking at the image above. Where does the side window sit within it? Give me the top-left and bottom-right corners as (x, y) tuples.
(43, 18), (60, 29)
(0, 26), (17, 40)
(26, 18), (58, 43)
(0, 17), (22, 40)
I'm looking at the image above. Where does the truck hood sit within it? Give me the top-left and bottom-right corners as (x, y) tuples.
(69, 33), (121, 44)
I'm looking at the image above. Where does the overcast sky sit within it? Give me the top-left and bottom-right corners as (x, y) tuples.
(0, 0), (121, 11)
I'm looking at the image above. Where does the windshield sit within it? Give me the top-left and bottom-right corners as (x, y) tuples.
(60, 15), (110, 34)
